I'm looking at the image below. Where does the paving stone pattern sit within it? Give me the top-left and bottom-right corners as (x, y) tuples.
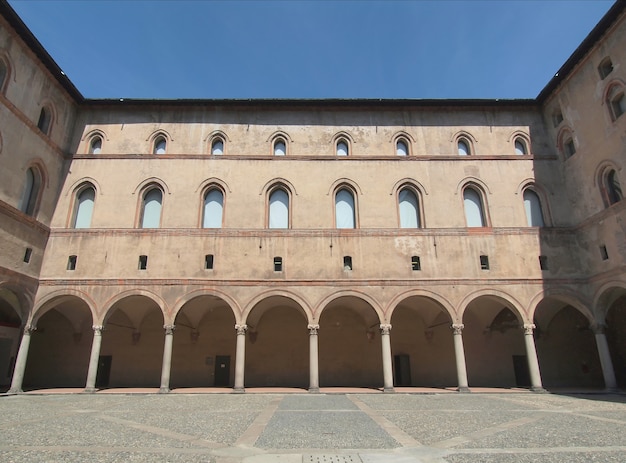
(0, 392), (624, 462)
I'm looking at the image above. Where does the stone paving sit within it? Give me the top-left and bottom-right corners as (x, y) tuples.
(0, 392), (625, 462)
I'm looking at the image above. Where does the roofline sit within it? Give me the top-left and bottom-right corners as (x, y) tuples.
(81, 98), (537, 109)
(0, 0), (84, 102)
(536, 0), (626, 103)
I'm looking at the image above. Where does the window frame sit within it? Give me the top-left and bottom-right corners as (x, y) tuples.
(71, 183), (96, 229)
(19, 166), (43, 217)
(0, 55), (11, 95)
(600, 168), (623, 207)
(397, 185), (422, 228)
(201, 186), (225, 228)
(37, 105), (53, 135)
(514, 137), (529, 156)
(395, 137), (410, 156)
(606, 84), (625, 122)
(272, 137), (287, 156)
(462, 184), (489, 228)
(210, 137), (225, 155)
(153, 136), (167, 155)
(139, 185), (164, 228)
(334, 186), (358, 229)
(456, 136), (473, 156)
(88, 135), (103, 155)
(522, 188), (546, 227)
(267, 185), (291, 229)
(598, 57), (613, 80)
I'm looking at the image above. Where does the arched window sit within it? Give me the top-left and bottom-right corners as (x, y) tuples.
(269, 188), (289, 228)
(336, 139), (349, 156)
(140, 187), (163, 228)
(396, 139), (409, 156)
(19, 167), (41, 216)
(153, 136), (167, 155)
(273, 139), (286, 156)
(523, 189), (545, 227)
(73, 186), (95, 228)
(598, 57), (613, 79)
(202, 188), (223, 228)
(335, 188), (355, 228)
(514, 138), (528, 155)
(602, 169), (623, 206)
(607, 84), (625, 121)
(211, 138), (224, 155)
(0, 59), (7, 92)
(37, 106), (52, 135)
(463, 187), (486, 227)
(89, 136), (102, 154)
(398, 188), (420, 228)
(457, 138), (471, 156)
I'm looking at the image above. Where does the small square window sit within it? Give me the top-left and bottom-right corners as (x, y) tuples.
(139, 255), (148, 270)
(274, 256), (283, 272)
(600, 245), (609, 261)
(67, 255), (77, 271)
(411, 256), (421, 271)
(552, 111), (563, 127)
(205, 254), (214, 270)
(343, 256), (353, 271)
(23, 248), (32, 263)
(480, 255), (489, 270)
(539, 255), (548, 270)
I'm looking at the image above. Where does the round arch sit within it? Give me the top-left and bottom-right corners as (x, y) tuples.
(458, 288), (526, 324)
(242, 289), (313, 325)
(102, 289), (168, 323)
(172, 288), (241, 324)
(386, 289), (455, 323)
(314, 289), (384, 324)
(31, 289), (97, 326)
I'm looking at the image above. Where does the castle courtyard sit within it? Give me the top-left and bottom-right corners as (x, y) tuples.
(1, 391), (625, 462)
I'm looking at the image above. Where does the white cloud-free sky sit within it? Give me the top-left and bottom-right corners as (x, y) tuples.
(7, 0), (616, 99)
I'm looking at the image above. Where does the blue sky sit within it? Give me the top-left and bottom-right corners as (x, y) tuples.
(7, 0), (616, 99)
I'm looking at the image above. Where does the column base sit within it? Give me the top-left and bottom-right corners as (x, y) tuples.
(383, 387), (395, 393)
(457, 386), (471, 393)
(233, 387), (245, 393)
(82, 387), (98, 394)
(308, 387), (320, 394)
(158, 387), (170, 394)
(531, 386), (547, 393)
(6, 388), (22, 395)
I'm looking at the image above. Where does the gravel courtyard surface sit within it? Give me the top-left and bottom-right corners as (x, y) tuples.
(0, 392), (625, 462)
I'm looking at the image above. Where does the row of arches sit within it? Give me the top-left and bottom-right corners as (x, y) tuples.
(3, 284), (625, 392)
(67, 178), (550, 230)
(81, 129), (534, 157)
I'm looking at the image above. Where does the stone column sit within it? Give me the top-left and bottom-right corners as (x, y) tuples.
(380, 324), (394, 393)
(522, 324), (545, 392)
(159, 324), (175, 393)
(592, 323), (617, 390)
(84, 325), (104, 393)
(233, 324), (247, 393)
(308, 324), (320, 393)
(8, 324), (36, 394)
(451, 324), (470, 392)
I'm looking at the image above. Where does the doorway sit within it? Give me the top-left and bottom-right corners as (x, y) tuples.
(96, 355), (112, 388)
(214, 355), (230, 386)
(394, 354), (411, 386)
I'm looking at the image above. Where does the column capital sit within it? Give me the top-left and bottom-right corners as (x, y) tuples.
(451, 323), (464, 335)
(379, 324), (392, 335)
(164, 324), (175, 335)
(235, 324), (248, 335)
(23, 324), (36, 334)
(523, 323), (536, 335)
(591, 323), (607, 335)
(92, 325), (104, 335)
(308, 324), (320, 335)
